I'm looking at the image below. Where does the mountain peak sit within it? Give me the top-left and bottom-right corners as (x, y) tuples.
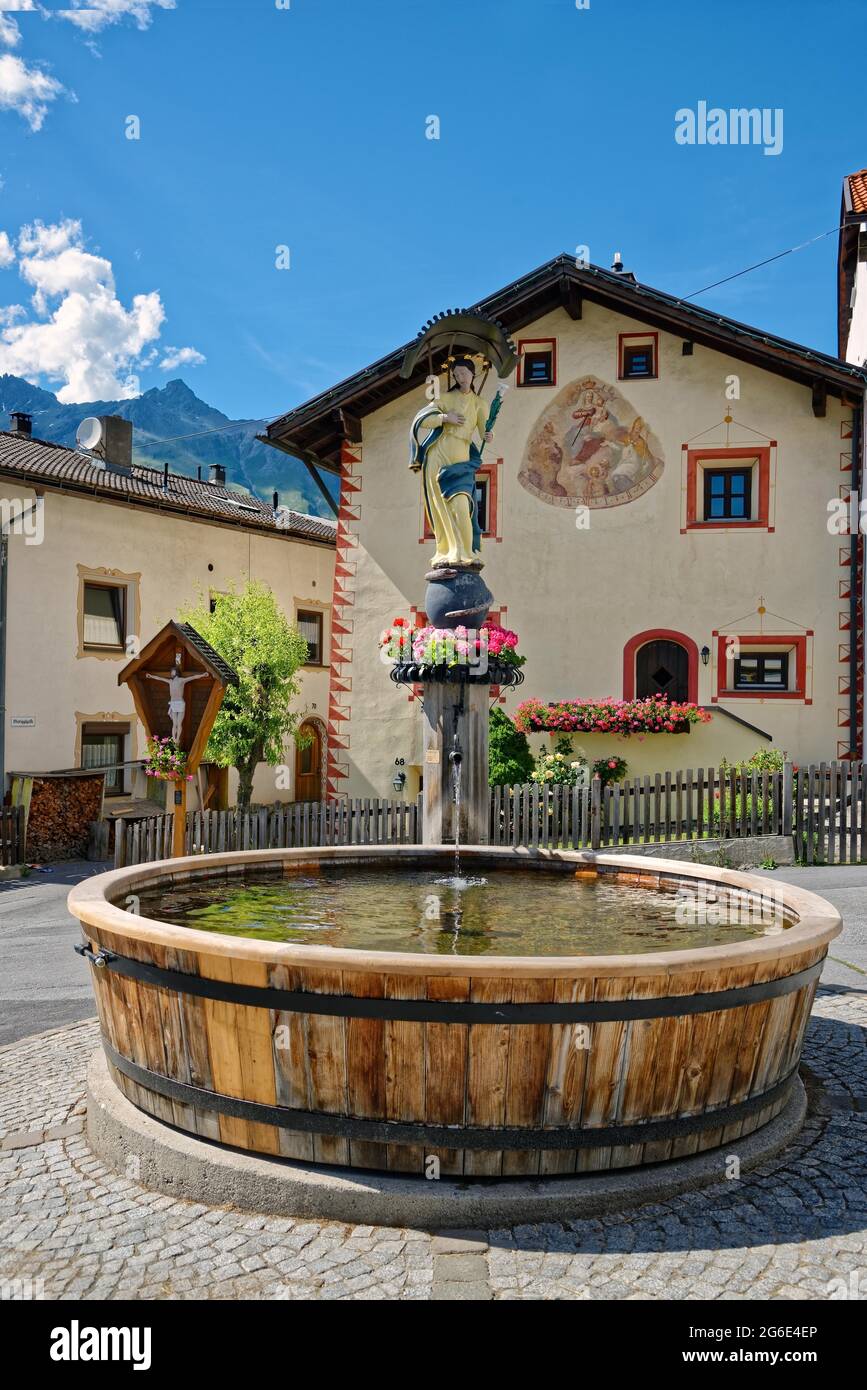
(162, 378), (198, 398)
(138, 378), (204, 406)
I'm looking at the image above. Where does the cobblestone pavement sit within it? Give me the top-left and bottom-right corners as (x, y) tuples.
(0, 988), (865, 1301)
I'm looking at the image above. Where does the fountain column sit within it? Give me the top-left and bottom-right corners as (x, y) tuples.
(421, 677), (490, 845)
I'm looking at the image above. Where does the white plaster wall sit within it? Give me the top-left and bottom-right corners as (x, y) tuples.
(846, 250), (867, 367)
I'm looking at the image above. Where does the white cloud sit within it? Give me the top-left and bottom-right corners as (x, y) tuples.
(0, 16), (20, 48)
(0, 2), (36, 50)
(54, 1), (176, 34)
(17, 217), (115, 314)
(0, 219), (197, 402)
(0, 230), (14, 268)
(159, 345), (205, 371)
(0, 2), (175, 131)
(0, 51), (66, 130)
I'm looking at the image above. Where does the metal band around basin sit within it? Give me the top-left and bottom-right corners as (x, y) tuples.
(77, 941), (823, 1023)
(102, 1039), (797, 1151)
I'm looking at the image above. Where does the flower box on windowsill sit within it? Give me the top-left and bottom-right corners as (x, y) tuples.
(547, 721), (691, 736)
(515, 698), (711, 739)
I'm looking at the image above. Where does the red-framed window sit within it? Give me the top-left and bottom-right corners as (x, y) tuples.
(618, 332), (658, 381)
(684, 445), (773, 532)
(713, 634), (811, 702)
(420, 459), (502, 544)
(517, 337), (557, 388)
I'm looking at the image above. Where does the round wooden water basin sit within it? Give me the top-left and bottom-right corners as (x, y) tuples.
(68, 847), (840, 1178)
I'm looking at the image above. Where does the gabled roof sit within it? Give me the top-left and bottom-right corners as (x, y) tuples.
(176, 623), (239, 687)
(118, 620), (238, 689)
(0, 429), (337, 544)
(265, 254), (867, 474)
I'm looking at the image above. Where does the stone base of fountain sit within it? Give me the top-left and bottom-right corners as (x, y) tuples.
(85, 1047), (808, 1230)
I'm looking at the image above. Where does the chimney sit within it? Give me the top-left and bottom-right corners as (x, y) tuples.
(76, 414), (133, 472)
(99, 415), (132, 469)
(610, 252), (637, 283)
(10, 411), (32, 439)
(209, 463), (226, 486)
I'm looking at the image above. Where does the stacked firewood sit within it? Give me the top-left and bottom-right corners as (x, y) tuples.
(25, 774), (105, 861)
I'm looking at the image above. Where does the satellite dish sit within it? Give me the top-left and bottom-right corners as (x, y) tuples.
(76, 417), (104, 451)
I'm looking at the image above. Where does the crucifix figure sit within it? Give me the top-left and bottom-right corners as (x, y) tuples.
(145, 667), (209, 743)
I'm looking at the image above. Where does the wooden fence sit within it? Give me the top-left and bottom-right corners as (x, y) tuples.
(0, 805), (26, 866)
(491, 765), (792, 851)
(793, 761), (867, 865)
(107, 760), (867, 868)
(113, 796), (422, 868)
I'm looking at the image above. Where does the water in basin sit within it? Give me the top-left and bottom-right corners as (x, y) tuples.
(131, 866), (787, 957)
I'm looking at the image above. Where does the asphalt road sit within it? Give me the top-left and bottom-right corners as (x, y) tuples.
(0, 862), (102, 1047)
(0, 859), (864, 1047)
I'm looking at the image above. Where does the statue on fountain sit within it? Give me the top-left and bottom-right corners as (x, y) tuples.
(401, 311), (518, 630)
(410, 357), (494, 569)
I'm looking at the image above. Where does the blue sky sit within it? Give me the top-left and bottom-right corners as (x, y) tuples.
(0, 0), (864, 420)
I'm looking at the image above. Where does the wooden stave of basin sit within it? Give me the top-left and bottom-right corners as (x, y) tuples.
(68, 847), (841, 1178)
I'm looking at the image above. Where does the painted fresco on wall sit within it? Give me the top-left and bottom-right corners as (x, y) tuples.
(519, 375), (665, 508)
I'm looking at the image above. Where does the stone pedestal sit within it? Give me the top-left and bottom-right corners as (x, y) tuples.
(421, 680), (489, 845)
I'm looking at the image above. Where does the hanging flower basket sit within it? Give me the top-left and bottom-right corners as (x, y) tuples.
(381, 619), (526, 687)
(144, 736), (194, 783)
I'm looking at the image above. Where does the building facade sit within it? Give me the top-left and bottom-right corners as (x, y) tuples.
(268, 248), (867, 801)
(839, 168), (867, 376)
(0, 424), (335, 810)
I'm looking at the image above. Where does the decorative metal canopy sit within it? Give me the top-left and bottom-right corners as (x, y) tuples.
(399, 309), (519, 383)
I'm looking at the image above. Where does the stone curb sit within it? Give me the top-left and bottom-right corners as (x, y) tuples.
(86, 1050), (808, 1231)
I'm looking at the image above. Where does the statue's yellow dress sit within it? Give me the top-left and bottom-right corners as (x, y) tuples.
(415, 388), (490, 567)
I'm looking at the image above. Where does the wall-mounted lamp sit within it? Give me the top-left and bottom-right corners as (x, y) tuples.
(700, 645), (710, 667)
(392, 770), (407, 794)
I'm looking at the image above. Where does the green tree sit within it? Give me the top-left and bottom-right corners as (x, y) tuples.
(180, 581), (309, 812)
(489, 707), (535, 785)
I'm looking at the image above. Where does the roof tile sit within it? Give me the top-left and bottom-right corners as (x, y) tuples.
(0, 431), (336, 544)
(849, 169), (867, 214)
